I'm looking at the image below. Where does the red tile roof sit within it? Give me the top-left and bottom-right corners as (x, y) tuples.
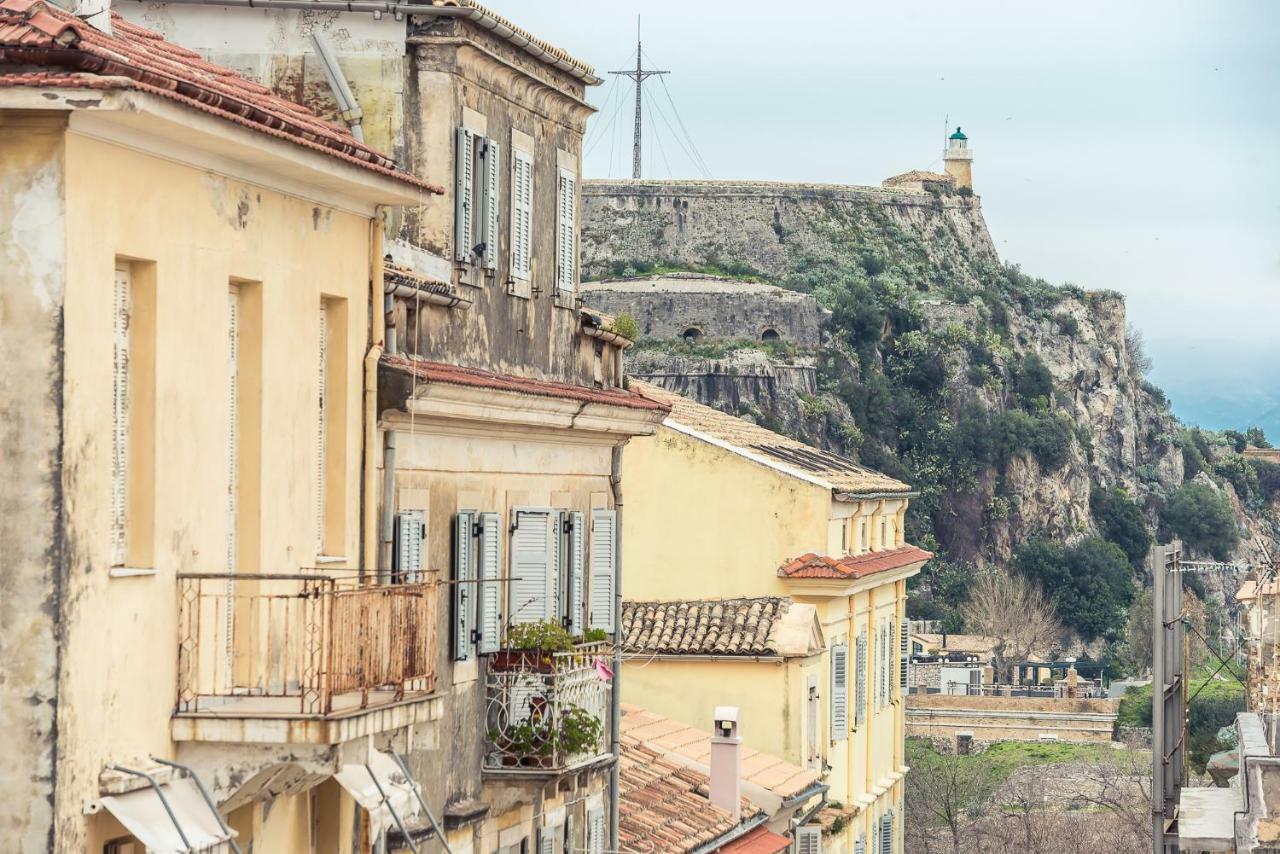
(719, 827), (793, 854)
(778, 545), (933, 580)
(382, 355), (671, 413)
(0, 0), (437, 192)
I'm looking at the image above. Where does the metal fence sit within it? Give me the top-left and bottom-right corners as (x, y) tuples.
(483, 642), (612, 774)
(176, 573), (437, 715)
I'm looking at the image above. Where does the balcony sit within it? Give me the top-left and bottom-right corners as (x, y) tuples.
(173, 573), (442, 745)
(483, 642), (613, 776)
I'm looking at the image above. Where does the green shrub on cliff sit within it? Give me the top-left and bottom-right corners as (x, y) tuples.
(1162, 483), (1239, 560)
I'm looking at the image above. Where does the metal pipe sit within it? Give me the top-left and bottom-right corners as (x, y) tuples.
(361, 209), (387, 581)
(149, 757), (243, 854)
(108, 765), (194, 852)
(607, 444), (624, 854)
(365, 762), (419, 854)
(380, 429), (397, 585)
(689, 813), (768, 854)
(384, 292), (397, 357)
(389, 751), (452, 854)
(384, 281), (467, 309)
(310, 32), (364, 141)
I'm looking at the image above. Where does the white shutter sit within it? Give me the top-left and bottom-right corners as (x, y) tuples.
(538, 831), (554, 854)
(396, 510), (425, 583)
(854, 834), (866, 854)
(888, 621), (897, 703)
(588, 509), (617, 632)
(556, 168), (576, 292)
(315, 302), (327, 555)
(855, 630), (867, 727)
(477, 512), (501, 654)
(795, 825), (822, 854)
(226, 286), (240, 574)
(510, 149), (533, 279)
(830, 644), (848, 739)
(510, 509), (553, 624)
(879, 813), (893, 854)
(565, 510), (585, 637)
(453, 511), (476, 661)
(454, 127), (475, 262)
(110, 267), (131, 567)
(586, 806), (605, 854)
(482, 138), (501, 270)
(900, 618), (910, 694)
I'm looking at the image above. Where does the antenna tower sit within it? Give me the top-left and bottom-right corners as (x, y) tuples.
(609, 17), (668, 179)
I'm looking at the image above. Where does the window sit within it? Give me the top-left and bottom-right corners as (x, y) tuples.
(795, 825), (822, 854)
(507, 507), (614, 636)
(455, 127), (500, 269)
(806, 676), (819, 763)
(110, 266), (131, 567)
(556, 167), (577, 292)
(315, 298), (347, 557)
(957, 733), (973, 755)
(586, 806), (606, 854)
(854, 630), (867, 727)
(899, 618), (910, 695)
(760, 328), (781, 343)
(829, 643), (848, 739)
(510, 145), (533, 283)
(110, 262), (157, 571)
(226, 285), (241, 577)
(453, 510), (501, 659)
(878, 516), (888, 551)
(588, 509), (617, 633)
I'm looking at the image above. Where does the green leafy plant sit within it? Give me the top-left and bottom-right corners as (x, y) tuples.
(609, 313), (639, 341)
(505, 620), (575, 653)
(558, 704), (603, 756)
(1161, 482), (1239, 561)
(581, 627), (609, 643)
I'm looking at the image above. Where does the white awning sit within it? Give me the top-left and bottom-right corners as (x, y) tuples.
(333, 750), (420, 838)
(100, 777), (235, 853)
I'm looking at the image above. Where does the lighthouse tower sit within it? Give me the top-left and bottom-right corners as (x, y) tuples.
(943, 126), (974, 190)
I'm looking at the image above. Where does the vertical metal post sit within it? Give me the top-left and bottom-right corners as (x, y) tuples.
(608, 18), (668, 180)
(1151, 541), (1184, 854)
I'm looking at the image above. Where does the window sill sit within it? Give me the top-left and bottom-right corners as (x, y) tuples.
(553, 289), (578, 311)
(315, 555), (348, 565)
(507, 278), (532, 300)
(110, 566), (157, 578)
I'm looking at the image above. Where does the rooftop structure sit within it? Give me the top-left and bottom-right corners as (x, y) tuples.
(620, 597), (822, 658)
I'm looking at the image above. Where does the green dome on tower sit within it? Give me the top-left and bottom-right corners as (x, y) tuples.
(949, 126), (967, 141)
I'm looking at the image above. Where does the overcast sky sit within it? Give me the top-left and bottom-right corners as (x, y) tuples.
(514, 1), (1279, 428)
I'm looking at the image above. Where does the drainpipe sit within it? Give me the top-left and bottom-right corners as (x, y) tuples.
(608, 444), (624, 854)
(311, 33), (365, 142)
(362, 209), (388, 582)
(380, 429), (397, 585)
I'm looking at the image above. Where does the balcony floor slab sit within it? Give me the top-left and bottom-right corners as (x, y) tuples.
(172, 690), (445, 745)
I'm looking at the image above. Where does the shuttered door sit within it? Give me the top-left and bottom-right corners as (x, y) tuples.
(476, 512), (501, 654)
(510, 509), (553, 624)
(395, 510), (425, 583)
(854, 834), (866, 854)
(900, 618), (910, 694)
(588, 509), (617, 632)
(315, 302), (327, 555)
(453, 511), (475, 661)
(586, 807), (605, 854)
(880, 813), (893, 854)
(556, 168), (576, 292)
(454, 127), (475, 262)
(795, 825), (822, 854)
(565, 511), (585, 637)
(855, 630), (867, 727)
(111, 267), (131, 567)
(511, 149), (533, 279)
(482, 138), (501, 270)
(224, 286), (241, 685)
(830, 644), (848, 739)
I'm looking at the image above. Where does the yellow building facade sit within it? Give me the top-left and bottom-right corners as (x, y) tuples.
(618, 382), (932, 854)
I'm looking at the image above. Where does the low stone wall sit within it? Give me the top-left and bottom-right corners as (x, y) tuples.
(906, 693), (1119, 748)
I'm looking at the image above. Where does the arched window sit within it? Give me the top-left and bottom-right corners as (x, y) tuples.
(761, 328), (781, 343)
(682, 327), (703, 343)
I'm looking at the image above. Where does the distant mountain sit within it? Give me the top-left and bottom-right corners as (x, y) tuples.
(1148, 338), (1280, 443)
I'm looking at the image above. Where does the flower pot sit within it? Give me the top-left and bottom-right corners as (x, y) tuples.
(490, 649), (554, 673)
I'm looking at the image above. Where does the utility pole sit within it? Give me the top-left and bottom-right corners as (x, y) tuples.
(609, 17), (668, 179)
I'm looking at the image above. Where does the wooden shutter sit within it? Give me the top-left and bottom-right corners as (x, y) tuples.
(111, 266), (131, 567)
(315, 302), (327, 555)
(795, 825), (822, 854)
(453, 511), (476, 661)
(830, 643), (848, 739)
(395, 510), (425, 583)
(510, 148), (533, 279)
(556, 168), (576, 292)
(888, 620), (897, 703)
(538, 829), (554, 854)
(565, 510), (585, 637)
(900, 618), (910, 694)
(510, 509), (553, 624)
(855, 630), (867, 727)
(586, 806), (605, 854)
(481, 138), (501, 270)
(477, 511), (501, 654)
(588, 509), (617, 632)
(454, 127), (475, 262)
(880, 813), (893, 854)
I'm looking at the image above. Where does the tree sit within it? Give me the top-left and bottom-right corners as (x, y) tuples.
(963, 569), (1062, 681)
(905, 745), (1000, 854)
(1162, 482), (1239, 561)
(1091, 486), (1152, 566)
(1013, 538), (1134, 640)
(1245, 426), (1271, 449)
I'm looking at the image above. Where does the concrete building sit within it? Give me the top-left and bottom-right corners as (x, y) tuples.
(0, 3), (435, 850)
(581, 273), (824, 346)
(619, 380), (931, 854)
(1177, 713), (1280, 853)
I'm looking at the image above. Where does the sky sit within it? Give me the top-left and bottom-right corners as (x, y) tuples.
(512, 1), (1280, 435)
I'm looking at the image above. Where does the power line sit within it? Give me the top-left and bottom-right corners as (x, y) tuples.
(652, 62), (712, 178)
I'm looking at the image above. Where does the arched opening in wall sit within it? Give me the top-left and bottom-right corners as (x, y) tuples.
(682, 327), (703, 344)
(761, 328), (781, 343)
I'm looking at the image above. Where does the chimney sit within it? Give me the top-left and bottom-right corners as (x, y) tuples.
(709, 706), (741, 821)
(75, 0), (113, 34)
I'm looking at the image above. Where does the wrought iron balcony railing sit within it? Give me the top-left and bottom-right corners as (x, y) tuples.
(176, 573), (438, 717)
(483, 642), (613, 774)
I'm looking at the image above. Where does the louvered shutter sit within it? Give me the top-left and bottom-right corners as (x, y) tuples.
(888, 621), (897, 703)
(795, 825), (822, 854)
(510, 509), (553, 624)
(111, 267), (131, 567)
(588, 509), (617, 632)
(454, 127), (475, 262)
(482, 138), (501, 270)
(511, 149), (533, 279)
(900, 618), (910, 695)
(226, 287), (240, 575)
(395, 510), (425, 583)
(586, 807), (605, 854)
(453, 511), (476, 661)
(854, 834), (867, 854)
(314, 303), (327, 555)
(880, 813), (893, 854)
(855, 630), (867, 727)
(830, 643), (848, 739)
(563, 511), (585, 637)
(563, 813), (574, 853)
(477, 512), (501, 653)
(556, 168), (576, 292)
(538, 828), (554, 854)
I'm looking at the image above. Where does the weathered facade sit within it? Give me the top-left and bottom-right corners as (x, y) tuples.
(0, 3), (434, 850)
(619, 381), (931, 854)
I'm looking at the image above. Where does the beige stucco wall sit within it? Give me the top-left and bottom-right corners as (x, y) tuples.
(42, 128), (375, 851)
(906, 694), (1120, 746)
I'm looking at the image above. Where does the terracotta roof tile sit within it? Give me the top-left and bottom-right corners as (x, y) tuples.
(719, 826), (793, 854)
(631, 379), (911, 495)
(381, 355), (671, 413)
(778, 545), (933, 580)
(0, 0), (436, 191)
(621, 597), (789, 656)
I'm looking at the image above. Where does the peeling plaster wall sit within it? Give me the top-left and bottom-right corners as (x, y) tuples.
(0, 110), (67, 854)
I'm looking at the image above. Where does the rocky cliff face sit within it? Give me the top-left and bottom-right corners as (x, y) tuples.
(583, 180), (1276, 578)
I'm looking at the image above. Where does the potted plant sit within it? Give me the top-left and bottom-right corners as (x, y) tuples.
(556, 704), (603, 758)
(491, 620), (575, 672)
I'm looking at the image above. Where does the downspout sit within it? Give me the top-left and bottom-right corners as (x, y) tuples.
(361, 209), (387, 581)
(608, 445), (624, 854)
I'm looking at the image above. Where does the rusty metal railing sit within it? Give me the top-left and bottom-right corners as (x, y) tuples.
(175, 573), (437, 716)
